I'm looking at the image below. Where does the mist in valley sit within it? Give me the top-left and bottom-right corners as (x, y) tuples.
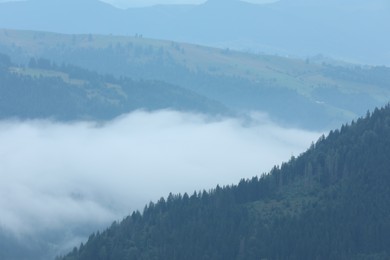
(0, 110), (320, 258)
(0, 0), (389, 259)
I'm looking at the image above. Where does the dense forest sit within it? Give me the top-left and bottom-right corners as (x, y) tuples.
(0, 53), (227, 121)
(60, 104), (390, 260)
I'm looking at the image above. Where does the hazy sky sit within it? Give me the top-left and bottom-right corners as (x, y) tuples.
(0, 110), (320, 242)
(0, 0), (280, 8)
(100, 0), (279, 8)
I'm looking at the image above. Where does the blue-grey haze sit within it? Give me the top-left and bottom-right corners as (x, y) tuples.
(0, 0), (388, 65)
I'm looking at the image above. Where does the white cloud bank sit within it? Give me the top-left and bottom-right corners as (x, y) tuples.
(0, 110), (320, 253)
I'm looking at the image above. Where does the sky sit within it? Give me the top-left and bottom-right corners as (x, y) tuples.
(0, 110), (320, 252)
(100, 0), (279, 8)
(0, 0), (280, 8)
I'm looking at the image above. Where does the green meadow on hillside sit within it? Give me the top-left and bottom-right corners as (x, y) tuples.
(1, 29), (390, 129)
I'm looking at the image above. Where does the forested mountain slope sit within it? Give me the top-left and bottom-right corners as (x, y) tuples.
(1, 29), (390, 129)
(61, 104), (390, 260)
(0, 53), (227, 121)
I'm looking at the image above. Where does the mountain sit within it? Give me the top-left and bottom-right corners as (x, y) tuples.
(59, 104), (390, 260)
(0, 0), (388, 65)
(1, 29), (390, 130)
(0, 53), (228, 120)
(0, 0), (120, 34)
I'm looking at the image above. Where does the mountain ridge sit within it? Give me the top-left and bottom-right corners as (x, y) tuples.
(0, 53), (229, 121)
(0, 0), (388, 65)
(1, 29), (390, 130)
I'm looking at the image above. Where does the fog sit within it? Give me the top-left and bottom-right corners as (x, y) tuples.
(0, 110), (320, 254)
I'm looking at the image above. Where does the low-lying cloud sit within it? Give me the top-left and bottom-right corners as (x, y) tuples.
(0, 110), (320, 255)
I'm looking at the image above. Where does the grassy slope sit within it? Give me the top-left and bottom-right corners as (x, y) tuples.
(1, 29), (389, 129)
(0, 29), (331, 88)
(0, 61), (229, 121)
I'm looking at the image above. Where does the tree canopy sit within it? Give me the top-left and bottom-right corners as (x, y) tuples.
(60, 104), (390, 260)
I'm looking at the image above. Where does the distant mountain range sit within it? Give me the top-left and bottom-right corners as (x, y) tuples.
(0, 0), (389, 65)
(1, 29), (390, 129)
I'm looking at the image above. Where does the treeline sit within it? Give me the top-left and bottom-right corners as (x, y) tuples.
(27, 43), (390, 130)
(32, 44), (332, 128)
(3, 34), (390, 130)
(323, 64), (390, 89)
(0, 53), (227, 121)
(60, 104), (390, 260)
(0, 51), (335, 128)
